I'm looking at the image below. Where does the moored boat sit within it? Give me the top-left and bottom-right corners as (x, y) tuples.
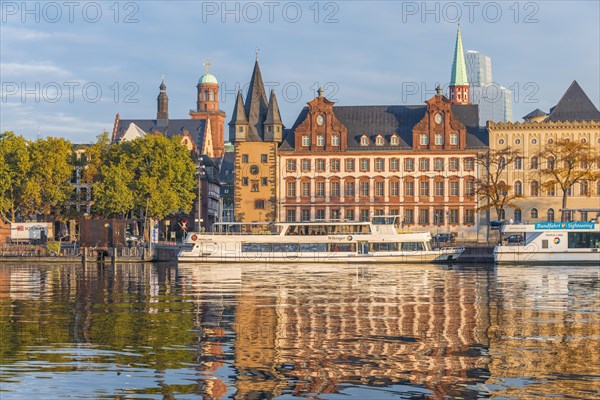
(494, 221), (600, 264)
(178, 216), (464, 264)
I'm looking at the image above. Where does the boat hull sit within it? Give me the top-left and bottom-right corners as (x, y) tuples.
(494, 248), (600, 264)
(178, 249), (463, 264)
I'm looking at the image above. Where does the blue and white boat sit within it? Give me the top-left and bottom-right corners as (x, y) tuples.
(494, 221), (600, 264)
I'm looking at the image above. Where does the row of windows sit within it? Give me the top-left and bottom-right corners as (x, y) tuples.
(500, 208), (598, 223)
(242, 177), (269, 191)
(285, 208), (475, 225)
(241, 154), (269, 163)
(418, 133), (460, 146)
(499, 156), (599, 171)
(497, 137), (598, 145)
(286, 157), (475, 173)
(508, 180), (599, 197)
(286, 180), (475, 197)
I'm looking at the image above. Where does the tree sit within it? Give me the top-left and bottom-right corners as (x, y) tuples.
(92, 162), (135, 218)
(536, 138), (600, 221)
(92, 134), (197, 220)
(475, 146), (523, 221)
(78, 131), (111, 184)
(0, 132), (31, 222)
(25, 137), (74, 218)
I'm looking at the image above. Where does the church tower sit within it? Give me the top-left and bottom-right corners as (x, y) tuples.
(190, 60), (226, 158)
(449, 25), (470, 105)
(157, 77), (168, 120)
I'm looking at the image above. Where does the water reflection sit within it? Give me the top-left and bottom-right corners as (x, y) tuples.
(0, 263), (598, 399)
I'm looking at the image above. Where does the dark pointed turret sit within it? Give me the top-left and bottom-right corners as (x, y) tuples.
(264, 89), (283, 142)
(546, 80), (600, 122)
(229, 90), (248, 142)
(157, 77), (168, 120)
(244, 60), (269, 140)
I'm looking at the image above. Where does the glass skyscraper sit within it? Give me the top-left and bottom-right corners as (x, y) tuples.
(465, 50), (512, 126)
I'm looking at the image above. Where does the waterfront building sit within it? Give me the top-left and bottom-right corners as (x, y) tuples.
(229, 60), (283, 222)
(277, 86), (487, 240)
(112, 73), (224, 231)
(487, 80), (600, 223)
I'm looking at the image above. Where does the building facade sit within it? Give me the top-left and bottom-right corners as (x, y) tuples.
(229, 60), (283, 222)
(277, 87), (487, 240)
(488, 81), (600, 223)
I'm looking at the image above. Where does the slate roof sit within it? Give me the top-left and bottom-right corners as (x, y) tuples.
(523, 108), (547, 119)
(114, 119), (207, 149)
(280, 103), (487, 151)
(546, 81), (600, 122)
(219, 151), (235, 183)
(244, 61), (269, 140)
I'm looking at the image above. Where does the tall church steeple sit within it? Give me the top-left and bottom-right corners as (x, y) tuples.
(449, 24), (470, 104)
(245, 60), (269, 140)
(157, 76), (168, 120)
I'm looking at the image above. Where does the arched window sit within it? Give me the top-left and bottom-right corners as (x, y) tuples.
(530, 180), (539, 196)
(530, 156), (538, 170)
(547, 156), (555, 169)
(546, 182), (555, 196)
(531, 208), (538, 219)
(547, 208), (555, 222)
(514, 181), (522, 196)
(514, 157), (523, 170)
(360, 136), (369, 146)
(375, 136), (384, 146)
(209, 91), (215, 101)
(499, 156), (506, 169)
(204, 90), (209, 101)
(514, 209), (522, 222)
(390, 135), (399, 145)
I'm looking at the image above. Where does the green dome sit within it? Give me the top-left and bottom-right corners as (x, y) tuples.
(199, 73), (218, 85)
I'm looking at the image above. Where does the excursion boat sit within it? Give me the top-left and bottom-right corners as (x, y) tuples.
(178, 216), (464, 264)
(494, 221), (600, 264)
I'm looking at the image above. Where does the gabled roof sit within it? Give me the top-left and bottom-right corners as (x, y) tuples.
(280, 103), (487, 151)
(114, 119), (208, 150)
(523, 108), (547, 119)
(546, 80), (600, 122)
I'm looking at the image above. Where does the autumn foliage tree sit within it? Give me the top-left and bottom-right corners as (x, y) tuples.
(475, 146), (523, 221)
(536, 138), (600, 221)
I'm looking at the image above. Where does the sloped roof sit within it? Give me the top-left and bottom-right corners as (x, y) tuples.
(546, 81), (600, 122)
(523, 108), (547, 119)
(244, 60), (269, 140)
(280, 103), (487, 150)
(114, 119), (207, 150)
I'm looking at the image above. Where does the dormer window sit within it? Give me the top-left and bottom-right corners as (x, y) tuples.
(360, 135), (369, 146)
(390, 135), (399, 145)
(375, 135), (384, 146)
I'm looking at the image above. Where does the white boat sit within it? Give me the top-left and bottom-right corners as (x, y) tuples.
(178, 216), (464, 264)
(494, 221), (600, 264)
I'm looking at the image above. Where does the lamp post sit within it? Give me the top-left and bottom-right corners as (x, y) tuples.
(196, 157), (205, 232)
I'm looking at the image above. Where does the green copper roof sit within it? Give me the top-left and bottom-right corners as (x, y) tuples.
(450, 25), (469, 87)
(199, 73), (218, 84)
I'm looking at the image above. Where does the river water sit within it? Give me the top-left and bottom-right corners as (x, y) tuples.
(0, 263), (598, 399)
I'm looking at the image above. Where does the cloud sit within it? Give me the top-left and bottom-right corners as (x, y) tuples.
(0, 62), (71, 77)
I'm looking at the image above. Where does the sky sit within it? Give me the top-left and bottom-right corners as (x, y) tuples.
(1, 1), (599, 144)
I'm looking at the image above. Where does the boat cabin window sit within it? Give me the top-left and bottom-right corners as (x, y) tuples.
(401, 242), (424, 251)
(285, 224), (371, 235)
(371, 242), (399, 251)
(568, 232), (600, 248)
(371, 216), (399, 226)
(213, 223), (281, 235)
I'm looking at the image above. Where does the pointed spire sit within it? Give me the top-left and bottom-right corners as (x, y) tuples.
(265, 89), (282, 125)
(159, 75), (166, 91)
(157, 76), (168, 120)
(546, 80), (600, 122)
(229, 90), (248, 125)
(244, 59), (269, 139)
(450, 24), (469, 87)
